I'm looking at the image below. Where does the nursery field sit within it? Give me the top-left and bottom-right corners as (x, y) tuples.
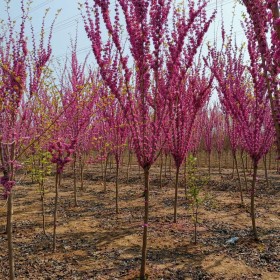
(1, 161), (279, 280)
(1, 0), (280, 279)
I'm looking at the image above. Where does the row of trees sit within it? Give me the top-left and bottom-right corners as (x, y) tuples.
(0, 0), (279, 279)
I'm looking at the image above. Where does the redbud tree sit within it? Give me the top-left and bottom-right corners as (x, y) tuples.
(0, 1), (57, 278)
(241, 0), (280, 158)
(82, 0), (215, 278)
(207, 32), (275, 240)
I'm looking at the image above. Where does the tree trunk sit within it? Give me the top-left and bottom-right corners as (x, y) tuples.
(233, 152), (243, 204)
(263, 154), (269, 188)
(53, 170), (61, 252)
(80, 155), (84, 191)
(208, 151), (211, 178)
(251, 161), (258, 240)
(31, 154), (35, 183)
(115, 161), (119, 214)
(232, 155), (235, 178)
(6, 142), (15, 280)
(194, 203), (198, 245)
(268, 148), (272, 170)
(103, 154), (109, 192)
(169, 155), (172, 179)
(159, 151), (163, 188)
(174, 166), (180, 223)
(184, 157), (187, 196)
(7, 191), (15, 280)
(101, 158), (104, 181)
(109, 154), (113, 176)
(73, 153), (78, 206)
(140, 167), (150, 280)
(40, 182), (46, 235)
(241, 151), (248, 192)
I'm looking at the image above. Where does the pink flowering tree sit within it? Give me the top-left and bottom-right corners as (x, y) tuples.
(170, 65), (213, 223)
(60, 38), (95, 206)
(0, 1), (57, 278)
(103, 96), (128, 214)
(207, 33), (275, 239)
(82, 0), (215, 278)
(48, 138), (75, 252)
(241, 0), (280, 158)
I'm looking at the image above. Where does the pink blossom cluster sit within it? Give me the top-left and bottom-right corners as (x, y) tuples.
(48, 139), (76, 174)
(0, 175), (15, 199)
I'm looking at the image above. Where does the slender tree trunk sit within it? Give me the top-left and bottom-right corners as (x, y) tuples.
(174, 166), (180, 223)
(103, 154), (109, 192)
(31, 154), (35, 183)
(263, 154), (269, 188)
(169, 155), (172, 179)
(7, 191), (15, 280)
(109, 154), (113, 176)
(184, 157), (187, 195)
(194, 203), (198, 245)
(208, 151), (211, 178)
(233, 152), (243, 204)
(6, 142), (15, 280)
(53, 170), (61, 252)
(101, 158), (104, 181)
(115, 161), (119, 214)
(140, 167), (150, 280)
(159, 151), (163, 188)
(40, 182), (46, 235)
(232, 155), (235, 178)
(73, 153), (78, 206)
(126, 149), (131, 184)
(251, 161), (258, 240)
(80, 155), (84, 191)
(250, 159), (253, 175)
(241, 151), (248, 192)
(268, 148), (272, 170)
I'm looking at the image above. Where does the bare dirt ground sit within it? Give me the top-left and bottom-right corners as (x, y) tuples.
(0, 163), (279, 279)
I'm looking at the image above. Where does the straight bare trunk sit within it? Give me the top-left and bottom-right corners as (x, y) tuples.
(251, 161), (258, 240)
(159, 151), (163, 188)
(53, 170), (61, 252)
(241, 151), (248, 192)
(140, 167), (150, 280)
(7, 192), (15, 280)
(115, 162), (119, 214)
(233, 152), (243, 204)
(263, 154), (269, 188)
(174, 166), (180, 223)
(73, 154), (78, 206)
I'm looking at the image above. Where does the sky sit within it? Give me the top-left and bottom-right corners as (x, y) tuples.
(0, 0), (247, 63)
